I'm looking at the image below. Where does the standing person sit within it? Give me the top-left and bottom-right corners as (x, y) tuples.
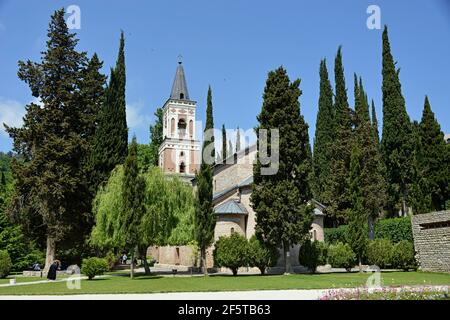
(47, 261), (59, 281)
(122, 253), (128, 265)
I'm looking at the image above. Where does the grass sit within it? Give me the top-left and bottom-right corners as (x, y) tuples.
(0, 271), (448, 295)
(0, 275), (70, 285)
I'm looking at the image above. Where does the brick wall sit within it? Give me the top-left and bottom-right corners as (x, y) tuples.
(412, 211), (450, 272)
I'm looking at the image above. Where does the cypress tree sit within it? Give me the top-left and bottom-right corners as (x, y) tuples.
(91, 31), (128, 190)
(313, 59), (334, 204)
(121, 136), (146, 279)
(236, 127), (241, 152)
(371, 99), (380, 143)
(222, 124), (227, 161)
(354, 76), (386, 239)
(347, 146), (367, 270)
(149, 107), (164, 166)
(194, 86), (216, 275)
(325, 47), (353, 225)
(381, 26), (415, 216)
(411, 96), (449, 213)
(251, 67), (314, 274)
(5, 9), (90, 270)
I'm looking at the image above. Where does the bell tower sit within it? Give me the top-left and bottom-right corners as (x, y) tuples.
(158, 61), (200, 179)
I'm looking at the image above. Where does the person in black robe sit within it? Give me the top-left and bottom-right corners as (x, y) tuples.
(47, 261), (58, 281)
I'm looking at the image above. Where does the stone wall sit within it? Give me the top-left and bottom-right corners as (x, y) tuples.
(412, 211), (450, 273)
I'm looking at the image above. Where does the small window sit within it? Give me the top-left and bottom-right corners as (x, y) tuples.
(180, 151), (184, 157)
(313, 230), (317, 241)
(180, 93), (184, 99)
(231, 227), (235, 235)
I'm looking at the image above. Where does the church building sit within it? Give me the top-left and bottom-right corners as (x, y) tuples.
(150, 62), (325, 272)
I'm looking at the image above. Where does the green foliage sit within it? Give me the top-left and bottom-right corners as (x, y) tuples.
(325, 47), (353, 223)
(81, 257), (109, 280)
(90, 31), (128, 190)
(347, 146), (368, 263)
(251, 66), (314, 273)
(0, 250), (12, 278)
(248, 236), (279, 275)
(105, 251), (118, 271)
(391, 241), (416, 271)
(299, 240), (328, 273)
(194, 86), (216, 273)
(375, 217), (412, 243)
(136, 144), (153, 173)
(222, 124), (227, 160)
(411, 96), (449, 213)
(213, 233), (248, 276)
(381, 26), (415, 216)
(324, 225), (349, 244)
(313, 59), (334, 203)
(366, 239), (393, 269)
(327, 242), (356, 271)
(5, 9), (101, 266)
(149, 107), (164, 167)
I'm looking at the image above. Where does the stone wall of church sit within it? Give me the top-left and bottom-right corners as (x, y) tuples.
(240, 189), (256, 239)
(412, 211), (450, 272)
(213, 148), (256, 194)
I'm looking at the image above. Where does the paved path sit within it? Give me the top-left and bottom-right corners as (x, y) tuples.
(0, 286), (448, 300)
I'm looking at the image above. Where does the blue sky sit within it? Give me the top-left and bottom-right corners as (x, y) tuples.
(0, 0), (449, 152)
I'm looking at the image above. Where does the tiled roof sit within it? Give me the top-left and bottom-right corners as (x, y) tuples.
(214, 199), (248, 215)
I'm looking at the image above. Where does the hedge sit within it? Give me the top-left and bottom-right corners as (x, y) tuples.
(325, 216), (412, 244)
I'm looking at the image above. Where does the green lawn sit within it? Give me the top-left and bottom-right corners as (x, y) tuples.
(0, 271), (448, 295)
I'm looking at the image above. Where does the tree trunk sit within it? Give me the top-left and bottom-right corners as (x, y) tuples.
(140, 247), (151, 275)
(283, 242), (292, 275)
(359, 258), (363, 273)
(201, 248), (208, 276)
(44, 236), (56, 272)
(130, 251), (135, 279)
(368, 215), (375, 240)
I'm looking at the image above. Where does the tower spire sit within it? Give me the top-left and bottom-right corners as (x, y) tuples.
(170, 58), (189, 100)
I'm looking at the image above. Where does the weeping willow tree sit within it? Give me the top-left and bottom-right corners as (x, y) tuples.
(90, 166), (195, 274)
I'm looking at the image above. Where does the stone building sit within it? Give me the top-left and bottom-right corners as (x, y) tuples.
(149, 62), (325, 271)
(412, 211), (450, 273)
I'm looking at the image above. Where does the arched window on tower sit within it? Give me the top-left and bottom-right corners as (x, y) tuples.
(179, 162), (186, 174)
(178, 118), (187, 137)
(180, 93), (184, 99)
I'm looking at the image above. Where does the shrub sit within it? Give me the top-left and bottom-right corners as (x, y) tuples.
(299, 240), (328, 273)
(391, 241), (416, 271)
(327, 242), (356, 272)
(248, 236), (279, 275)
(0, 250), (12, 278)
(324, 225), (348, 244)
(366, 239), (393, 269)
(375, 217), (412, 243)
(81, 257), (109, 280)
(105, 251), (118, 271)
(213, 233), (248, 276)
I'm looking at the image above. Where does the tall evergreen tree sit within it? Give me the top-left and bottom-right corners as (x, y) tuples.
(313, 59), (334, 204)
(371, 99), (380, 143)
(325, 47), (353, 225)
(91, 31), (128, 191)
(121, 136), (146, 279)
(222, 124), (227, 161)
(5, 9), (91, 270)
(251, 67), (313, 274)
(354, 76), (386, 239)
(411, 96), (449, 213)
(149, 107), (164, 166)
(236, 127), (241, 152)
(194, 86), (216, 275)
(347, 146), (367, 270)
(381, 26), (415, 216)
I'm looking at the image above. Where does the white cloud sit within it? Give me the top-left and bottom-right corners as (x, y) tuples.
(0, 98), (26, 136)
(126, 102), (151, 132)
